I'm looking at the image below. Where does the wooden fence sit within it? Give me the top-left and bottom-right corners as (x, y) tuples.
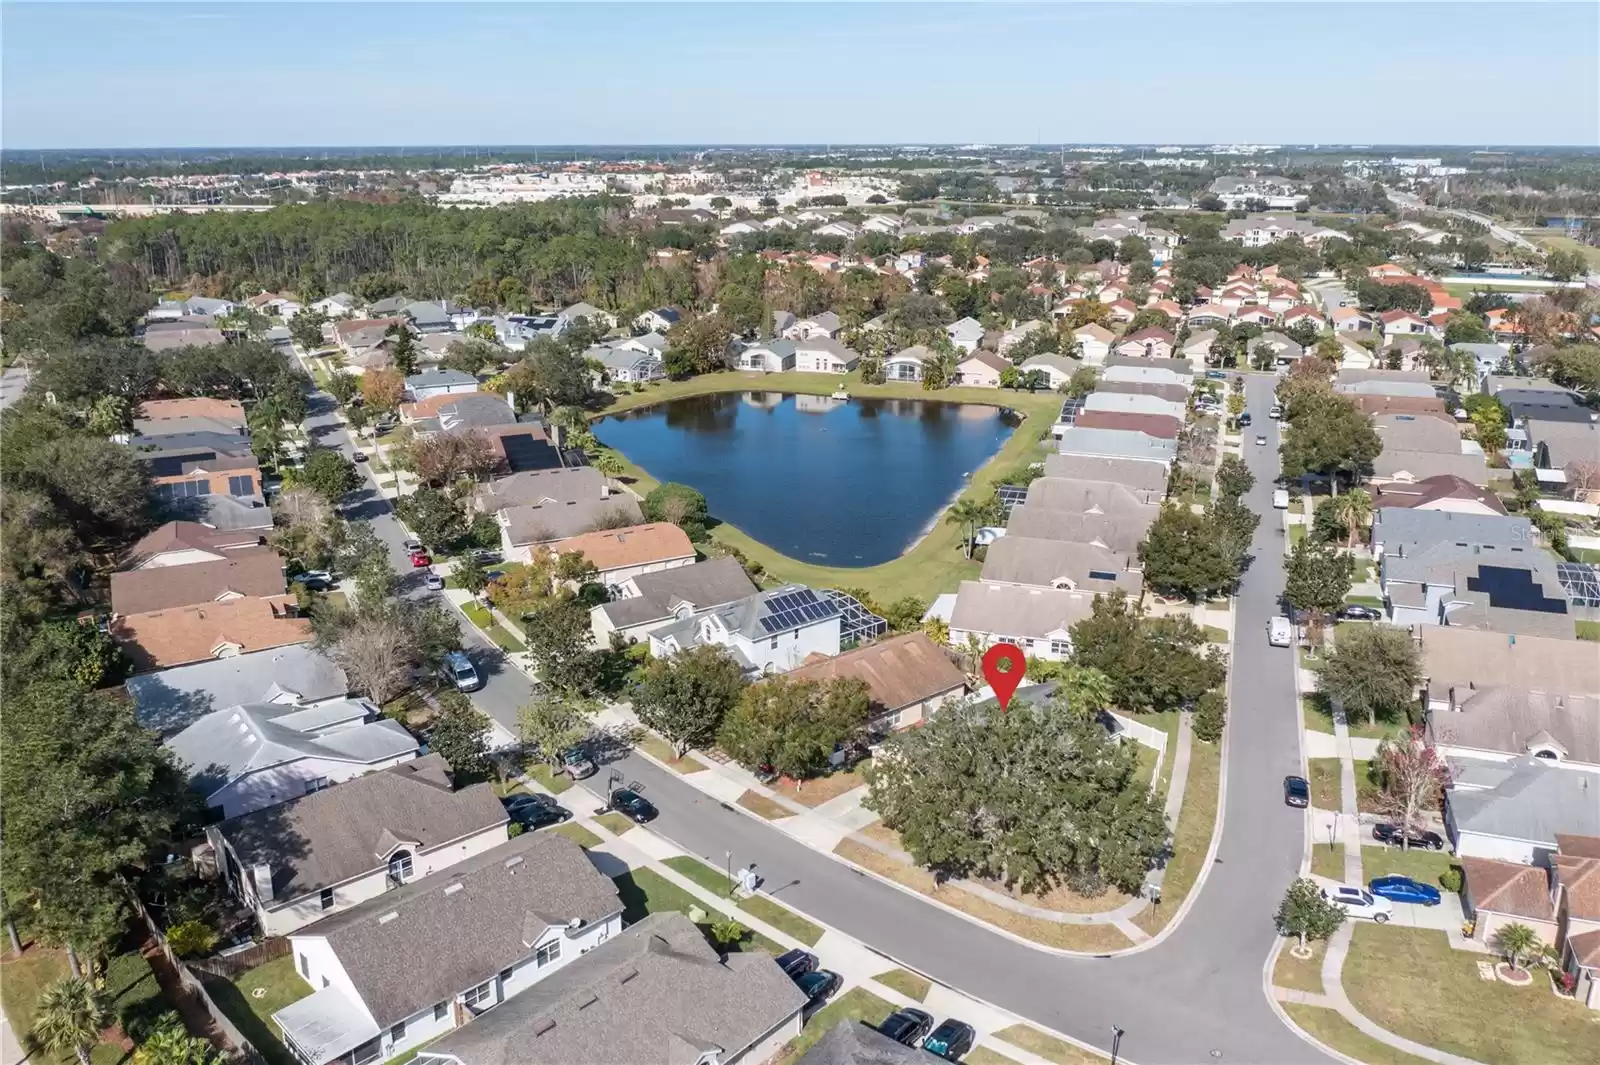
(133, 898), (272, 1065)
(187, 937), (289, 982)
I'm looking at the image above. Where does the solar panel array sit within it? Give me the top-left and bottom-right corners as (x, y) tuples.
(821, 589), (889, 643)
(1557, 562), (1600, 608)
(996, 484), (1029, 516)
(1464, 565), (1570, 615)
(758, 588), (842, 634)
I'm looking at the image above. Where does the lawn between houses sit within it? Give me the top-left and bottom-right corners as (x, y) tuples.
(590, 369), (1066, 604)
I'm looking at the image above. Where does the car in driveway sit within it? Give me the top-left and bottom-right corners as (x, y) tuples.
(501, 793), (570, 832)
(1337, 604), (1382, 621)
(1322, 883), (1394, 923)
(608, 788), (657, 823)
(559, 746), (597, 780)
(793, 969), (841, 1010)
(293, 569), (334, 591)
(876, 1008), (933, 1047)
(923, 1019), (978, 1061)
(1283, 775), (1310, 808)
(1369, 875), (1442, 906)
(774, 949), (816, 980)
(1373, 823), (1446, 850)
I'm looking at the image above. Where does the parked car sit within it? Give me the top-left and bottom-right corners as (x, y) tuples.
(1268, 404), (1283, 419)
(422, 570), (445, 591)
(1238, 411), (1252, 427)
(1269, 615), (1294, 647)
(501, 794), (570, 832)
(402, 539), (424, 554)
(877, 1009), (934, 1047)
(443, 650), (481, 693)
(1283, 775), (1310, 808)
(923, 1019), (978, 1061)
(774, 949), (816, 980)
(352, 451), (368, 463)
(409, 549), (432, 568)
(560, 746), (597, 780)
(1337, 604), (1382, 622)
(1255, 434), (1267, 446)
(1373, 823), (1446, 851)
(1322, 883), (1394, 923)
(793, 969), (841, 1010)
(293, 569), (334, 591)
(608, 788), (657, 823)
(1369, 875), (1442, 907)
(472, 549), (502, 565)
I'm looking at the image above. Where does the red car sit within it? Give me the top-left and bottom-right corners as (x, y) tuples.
(408, 550), (432, 568)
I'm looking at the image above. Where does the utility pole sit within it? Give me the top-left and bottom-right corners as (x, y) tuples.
(1109, 1026), (1125, 1065)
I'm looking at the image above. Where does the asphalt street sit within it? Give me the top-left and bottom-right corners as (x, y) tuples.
(315, 370), (1323, 1064)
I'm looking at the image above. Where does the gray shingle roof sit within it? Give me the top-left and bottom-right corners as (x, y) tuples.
(1056, 426), (1178, 465)
(127, 645), (349, 735)
(215, 755), (507, 903)
(1042, 453), (1170, 493)
(1372, 509), (1535, 556)
(475, 468), (610, 511)
(1448, 758), (1600, 844)
(416, 911), (805, 1065)
(406, 369), (478, 390)
(980, 536), (1142, 595)
(795, 1021), (931, 1065)
(594, 557), (757, 630)
(298, 832), (621, 1029)
(502, 496), (644, 547)
(949, 580), (1097, 641)
(1436, 689), (1600, 764)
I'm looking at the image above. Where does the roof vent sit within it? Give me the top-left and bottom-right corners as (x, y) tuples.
(378, 912), (398, 925)
(534, 1019), (556, 1037)
(618, 968), (639, 985)
(444, 883), (464, 896)
(576, 992), (599, 1010)
(504, 856), (525, 870)
(566, 917), (584, 931)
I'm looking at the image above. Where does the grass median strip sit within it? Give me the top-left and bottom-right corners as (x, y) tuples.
(1132, 731), (1220, 936)
(1281, 1004), (1438, 1065)
(738, 789), (795, 820)
(524, 762), (573, 794)
(872, 968), (931, 1002)
(459, 601), (527, 653)
(964, 1049), (1024, 1065)
(994, 1023), (1108, 1064)
(594, 811), (637, 836)
(1311, 843), (1345, 881)
(550, 822), (602, 849)
(662, 856), (824, 945)
(634, 733), (708, 773)
(1272, 938), (1325, 995)
(610, 868), (782, 955)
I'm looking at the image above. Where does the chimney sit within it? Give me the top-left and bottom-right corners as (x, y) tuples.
(250, 863), (274, 903)
(600, 483), (610, 499)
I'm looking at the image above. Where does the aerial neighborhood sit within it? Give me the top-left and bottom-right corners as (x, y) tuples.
(4, 131), (1600, 1065)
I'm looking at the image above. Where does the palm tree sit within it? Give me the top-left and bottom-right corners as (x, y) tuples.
(32, 976), (111, 1065)
(1490, 922), (1540, 974)
(945, 499), (987, 559)
(1328, 488), (1373, 549)
(594, 452), (625, 479)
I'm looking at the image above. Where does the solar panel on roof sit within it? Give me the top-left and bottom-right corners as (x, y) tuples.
(1465, 565), (1570, 615)
(996, 484), (1029, 516)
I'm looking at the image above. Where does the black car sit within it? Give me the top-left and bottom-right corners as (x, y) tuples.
(1337, 604), (1382, 622)
(1373, 823), (1446, 850)
(774, 949), (816, 979)
(609, 788), (658, 823)
(1284, 775), (1310, 808)
(876, 1008), (934, 1047)
(923, 1019), (978, 1061)
(502, 794), (570, 832)
(794, 969), (841, 1010)
(1238, 411), (1253, 427)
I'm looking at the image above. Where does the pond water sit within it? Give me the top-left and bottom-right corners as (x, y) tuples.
(596, 392), (1017, 566)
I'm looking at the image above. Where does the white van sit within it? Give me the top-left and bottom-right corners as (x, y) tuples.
(1269, 616), (1294, 647)
(1272, 489), (1290, 510)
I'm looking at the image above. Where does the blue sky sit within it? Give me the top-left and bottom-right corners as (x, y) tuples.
(3, 1), (1597, 149)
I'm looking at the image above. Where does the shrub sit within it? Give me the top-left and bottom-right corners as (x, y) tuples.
(1439, 866), (1463, 893)
(708, 918), (748, 949)
(165, 919), (218, 958)
(1192, 689), (1226, 743)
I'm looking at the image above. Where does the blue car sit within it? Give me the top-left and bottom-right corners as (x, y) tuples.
(1369, 875), (1441, 906)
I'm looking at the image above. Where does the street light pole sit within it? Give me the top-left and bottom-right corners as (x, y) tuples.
(726, 851), (733, 896)
(1110, 1025), (1125, 1065)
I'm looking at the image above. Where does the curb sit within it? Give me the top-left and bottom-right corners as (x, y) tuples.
(1260, 938), (1371, 1065)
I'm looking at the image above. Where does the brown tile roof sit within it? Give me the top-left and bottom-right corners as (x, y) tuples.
(1350, 394), (1451, 419)
(1567, 928), (1600, 967)
(113, 597), (311, 672)
(1460, 857), (1552, 921)
(1074, 410), (1181, 439)
(786, 633), (966, 717)
(399, 392), (460, 422)
(332, 315), (407, 338)
(1373, 473), (1507, 514)
(1555, 851), (1600, 922)
(124, 521), (266, 565)
(137, 398), (246, 425)
(111, 552), (287, 615)
(1557, 834), (1600, 860)
(552, 523), (695, 574)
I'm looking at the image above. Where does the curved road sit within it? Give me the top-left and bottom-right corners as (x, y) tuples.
(316, 372), (1322, 1064)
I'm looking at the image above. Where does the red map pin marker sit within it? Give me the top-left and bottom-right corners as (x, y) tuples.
(981, 642), (1026, 712)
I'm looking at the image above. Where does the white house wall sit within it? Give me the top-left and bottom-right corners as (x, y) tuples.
(210, 751), (420, 820)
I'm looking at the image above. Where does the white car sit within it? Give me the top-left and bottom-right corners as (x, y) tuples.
(1322, 884), (1394, 923)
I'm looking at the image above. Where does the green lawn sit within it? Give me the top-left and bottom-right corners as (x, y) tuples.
(1282, 1004), (1440, 1065)
(993, 1024), (1108, 1065)
(1272, 938), (1326, 995)
(1202, 625), (1229, 644)
(594, 811), (637, 836)
(772, 989), (899, 1065)
(592, 370), (1066, 603)
(1344, 925), (1598, 1065)
(1, 946), (164, 1065)
(1577, 620), (1600, 642)
(1311, 842), (1345, 881)
(1571, 547), (1600, 565)
(1350, 559), (1375, 584)
(1306, 757), (1379, 812)
(634, 732), (708, 773)
(524, 761), (574, 794)
(1288, 524), (1306, 546)
(1344, 594), (1385, 609)
(459, 601), (527, 653)
(1528, 232), (1600, 269)
(964, 1048), (1025, 1065)
(207, 956), (310, 1065)
(872, 968), (931, 1002)
(1300, 693), (1405, 741)
(661, 856), (825, 945)
(611, 868), (782, 955)
(550, 822), (603, 849)
(1362, 847), (1458, 888)
(1131, 727), (1220, 936)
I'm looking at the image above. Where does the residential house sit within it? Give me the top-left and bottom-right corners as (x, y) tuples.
(1071, 323), (1114, 365)
(366, 297), (409, 318)
(132, 430), (262, 502)
(1527, 417), (1600, 473)
(551, 522), (695, 590)
(1348, 393), (1451, 420)
(1446, 759), (1600, 865)
(113, 597), (312, 673)
(169, 492), (275, 533)
(1180, 330), (1217, 370)
(948, 581), (1097, 663)
(1281, 305), (1325, 331)
(721, 220), (761, 237)
(980, 535), (1142, 597)
(997, 320), (1047, 356)
(1018, 353), (1082, 389)
(1418, 626), (1600, 722)
(403, 301), (454, 335)
(737, 339), (796, 373)
(1082, 390), (1187, 423)
(167, 698), (417, 821)
(1184, 307), (1232, 329)
(1247, 331), (1305, 366)
(1005, 502), (1157, 555)
(1220, 215), (1343, 247)
(1101, 358), (1194, 388)
(587, 343), (666, 383)
(478, 470), (645, 562)
(556, 302), (616, 331)
(412, 911), (806, 1065)
(111, 551), (289, 618)
(1094, 378), (1191, 404)
(1073, 410), (1181, 439)
(1370, 413), (1490, 487)
(209, 754), (509, 936)
(860, 214), (902, 235)
(405, 369), (479, 402)
(1377, 539), (1575, 639)
(407, 394), (519, 438)
(142, 320), (226, 352)
(783, 312), (843, 341)
(123, 521), (266, 570)
(1331, 307), (1376, 332)
(126, 644), (350, 736)
(1371, 475), (1508, 516)
(275, 832), (622, 1065)
(783, 632), (966, 733)
(633, 307), (682, 333)
(884, 345), (933, 383)
(793, 336), (859, 374)
(311, 293), (360, 318)
(1114, 328), (1176, 361)
(954, 350), (1010, 388)
(1379, 309), (1434, 337)
(149, 295), (236, 320)
(1056, 426), (1178, 468)
(590, 557), (757, 646)
(1233, 307), (1279, 329)
(945, 317), (985, 354)
(1104, 299), (1139, 325)
(648, 584), (842, 675)
(1449, 342), (1511, 387)
(134, 398), (247, 438)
